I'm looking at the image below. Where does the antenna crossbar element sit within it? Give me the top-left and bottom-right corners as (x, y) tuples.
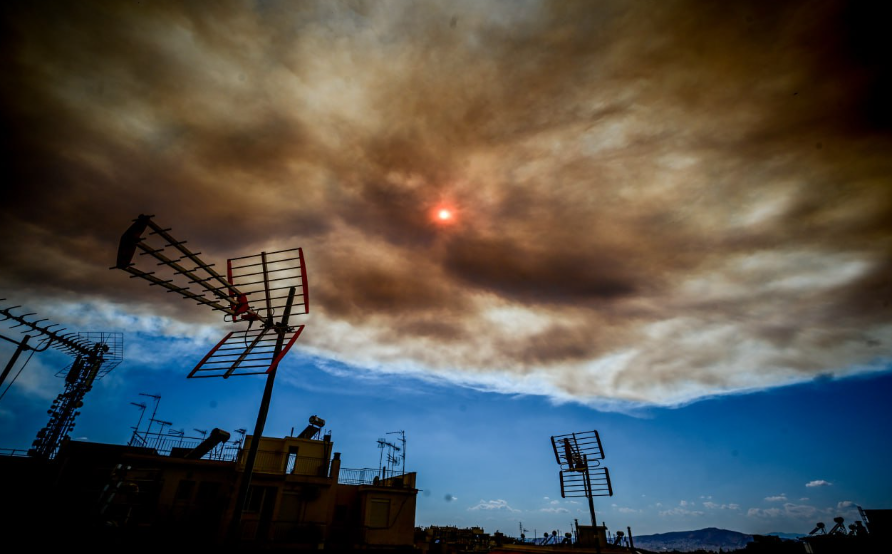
(53, 332), (124, 379)
(1, 303), (98, 357)
(551, 430), (605, 470)
(559, 466), (613, 498)
(188, 325), (305, 378)
(114, 215), (257, 320)
(227, 248), (309, 323)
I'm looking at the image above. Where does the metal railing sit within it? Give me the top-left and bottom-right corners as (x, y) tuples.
(339, 467), (409, 487)
(127, 431), (241, 461)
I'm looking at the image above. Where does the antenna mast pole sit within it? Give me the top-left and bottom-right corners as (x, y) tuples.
(584, 454), (597, 526)
(228, 286), (297, 538)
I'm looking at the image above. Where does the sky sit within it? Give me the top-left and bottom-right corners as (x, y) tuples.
(1, 0), (891, 537)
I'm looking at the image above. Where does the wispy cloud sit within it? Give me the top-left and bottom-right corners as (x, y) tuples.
(704, 502), (740, 510)
(806, 480), (833, 488)
(748, 503), (818, 520)
(468, 499), (519, 513)
(659, 506), (705, 517)
(765, 495), (788, 502)
(660, 501), (704, 517)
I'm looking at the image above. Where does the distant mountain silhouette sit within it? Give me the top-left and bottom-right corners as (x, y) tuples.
(633, 527), (753, 551)
(766, 531), (806, 540)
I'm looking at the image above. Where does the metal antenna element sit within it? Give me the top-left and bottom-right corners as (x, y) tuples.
(113, 215), (308, 377)
(387, 430), (407, 476)
(129, 402), (147, 446)
(112, 214), (311, 541)
(137, 393), (162, 444)
(1, 300), (112, 359)
(1, 301), (123, 459)
(377, 437), (402, 479)
(550, 430), (613, 527)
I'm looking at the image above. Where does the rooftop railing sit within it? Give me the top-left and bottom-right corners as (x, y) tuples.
(338, 467), (410, 487)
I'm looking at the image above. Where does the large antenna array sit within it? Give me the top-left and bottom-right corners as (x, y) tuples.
(0, 300), (123, 458)
(550, 430), (613, 527)
(113, 214), (310, 538)
(114, 215), (308, 377)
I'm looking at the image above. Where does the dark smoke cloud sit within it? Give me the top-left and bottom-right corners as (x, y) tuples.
(1, 0), (890, 405)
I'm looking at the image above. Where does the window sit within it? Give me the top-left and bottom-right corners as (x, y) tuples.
(286, 445), (299, 474)
(368, 498), (390, 528)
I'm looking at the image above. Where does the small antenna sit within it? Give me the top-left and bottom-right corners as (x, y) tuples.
(129, 402), (147, 446)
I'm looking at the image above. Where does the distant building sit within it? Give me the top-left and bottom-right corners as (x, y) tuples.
(0, 422), (418, 551)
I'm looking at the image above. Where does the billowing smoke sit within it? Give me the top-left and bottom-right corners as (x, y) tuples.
(2, 0), (890, 406)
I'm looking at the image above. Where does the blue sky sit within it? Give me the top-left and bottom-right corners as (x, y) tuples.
(2, 330), (889, 536)
(2, 0), (892, 539)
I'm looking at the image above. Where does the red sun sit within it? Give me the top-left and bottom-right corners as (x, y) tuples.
(431, 205), (457, 225)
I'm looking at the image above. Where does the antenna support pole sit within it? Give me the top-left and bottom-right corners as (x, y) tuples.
(228, 286), (297, 540)
(584, 454), (597, 527)
(0, 334), (30, 389)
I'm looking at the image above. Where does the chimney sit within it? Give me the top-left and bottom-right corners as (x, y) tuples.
(329, 452), (341, 480)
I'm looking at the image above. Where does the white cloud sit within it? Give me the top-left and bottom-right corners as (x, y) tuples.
(748, 503), (818, 520)
(837, 501), (855, 509)
(660, 506), (705, 517)
(704, 502), (740, 510)
(806, 480), (832, 488)
(468, 499), (520, 513)
(540, 507), (570, 514)
(765, 495), (788, 502)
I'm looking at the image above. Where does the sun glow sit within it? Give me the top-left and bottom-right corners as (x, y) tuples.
(438, 209), (452, 220)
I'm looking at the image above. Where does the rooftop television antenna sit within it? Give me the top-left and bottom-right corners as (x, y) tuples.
(387, 430), (406, 475)
(138, 392), (161, 437)
(0, 301), (123, 458)
(550, 430), (613, 527)
(129, 402), (147, 445)
(377, 438), (401, 478)
(113, 214), (309, 537)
